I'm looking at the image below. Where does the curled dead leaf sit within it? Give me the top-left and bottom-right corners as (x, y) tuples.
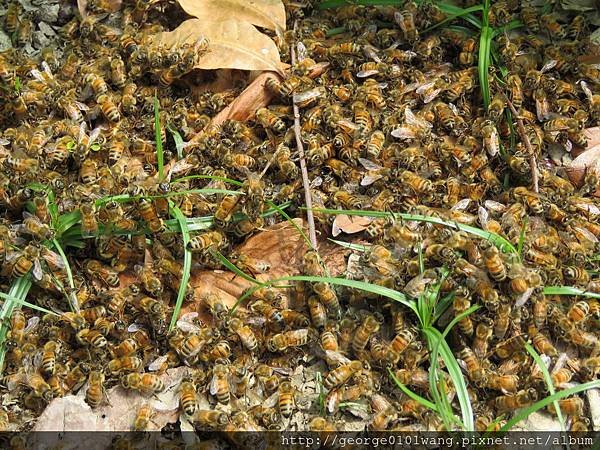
(331, 214), (372, 237)
(209, 71), (282, 128)
(176, 0), (286, 34)
(156, 18), (284, 75)
(566, 144), (600, 195)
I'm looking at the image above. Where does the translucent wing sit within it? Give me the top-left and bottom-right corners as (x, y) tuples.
(361, 174), (384, 186)
(541, 59), (558, 73)
(484, 200), (507, 213)
(356, 69), (380, 78)
(148, 355), (168, 372)
(25, 316), (40, 333)
(478, 206), (489, 229)
(32, 259), (43, 281)
(293, 86), (326, 104)
(358, 158), (383, 171)
(452, 198), (471, 211)
(404, 107), (432, 130)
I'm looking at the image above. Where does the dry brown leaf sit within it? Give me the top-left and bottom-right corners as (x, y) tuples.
(176, 0), (286, 34)
(331, 214), (372, 237)
(209, 71), (282, 128)
(182, 219), (347, 322)
(33, 367), (186, 437)
(566, 144), (600, 194)
(156, 19), (284, 75)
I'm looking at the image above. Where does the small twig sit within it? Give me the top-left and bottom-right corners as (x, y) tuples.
(291, 20), (318, 250)
(507, 100), (539, 193)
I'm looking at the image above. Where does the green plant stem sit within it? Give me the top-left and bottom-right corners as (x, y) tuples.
(388, 368), (438, 412)
(500, 380), (600, 431)
(51, 238), (77, 312)
(168, 203), (192, 332)
(524, 342), (565, 431)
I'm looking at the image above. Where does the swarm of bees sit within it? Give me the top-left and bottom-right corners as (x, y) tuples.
(0, 0), (599, 435)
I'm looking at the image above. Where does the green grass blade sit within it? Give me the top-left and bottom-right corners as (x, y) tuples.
(328, 239), (371, 252)
(0, 276), (33, 375)
(524, 342), (566, 431)
(51, 238), (77, 312)
(154, 96), (164, 181)
(434, 331), (473, 430)
(56, 210), (82, 236)
(307, 208), (517, 254)
(388, 367), (438, 412)
(479, 25), (492, 109)
(265, 200), (313, 250)
(167, 124), (185, 160)
(500, 380), (600, 431)
(418, 242), (425, 274)
(423, 5), (484, 32)
(96, 188), (242, 206)
(210, 250), (264, 286)
(172, 174), (244, 186)
(0, 292), (57, 315)
(543, 286), (600, 299)
(167, 203), (192, 332)
(433, 291), (457, 324)
(315, 371), (326, 416)
(326, 26), (347, 36)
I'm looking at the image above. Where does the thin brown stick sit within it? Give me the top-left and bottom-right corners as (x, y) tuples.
(291, 20), (318, 250)
(507, 100), (539, 193)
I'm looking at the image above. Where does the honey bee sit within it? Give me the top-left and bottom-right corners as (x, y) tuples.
(550, 367), (573, 388)
(210, 364), (230, 404)
(138, 199), (163, 233)
(495, 335), (526, 359)
(133, 404), (155, 431)
(459, 38), (477, 66)
(85, 259), (120, 287)
(135, 262), (162, 297)
(76, 328), (108, 348)
(96, 93), (121, 122)
(425, 243), (457, 264)
(121, 373), (165, 394)
(5, 3), (20, 34)
(328, 42), (362, 56)
(454, 294), (474, 336)
(390, 329), (415, 355)
(400, 170), (434, 195)
(193, 410), (229, 428)
(188, 230), (227, 254)
(179, 378), (198, 416)
(472, 318), (493, 358)
(214, 194), (240, 225)
(486, 373), (519, 394)
(255, 108), (285, 134)
(530, 326), (558, 357)
(3, 156), (39, 174)
(24, 373), (53, 402)
(64, 364), (90, 393)
(108, 356), (143, 374)
(312, 282), (341, 318)
(351, 314), (380, 354)
(540, 14), (567, 40)
(563, 267), (590, 286)
(229, 318), (259, 352)
(547, 397), (584, 417)
(267, 328), (314, 352)
(278, 381), (295, 418)
(520, 6), (539, 33)
(323, 360), (362, 390)
(394, 10), (418, 43)
(458, 347), (486, 383)
(567, 328), (598, 350)
(85, 371), (107, 408)
(495, 388), (538, 413)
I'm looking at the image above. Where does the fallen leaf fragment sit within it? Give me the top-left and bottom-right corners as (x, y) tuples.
(565, 143), (600, 190)
(32, 367), (187, 439)
(209, 71), (282, 128)
(331, 214), (372, 237)
(156, 18), (284, 74)
(176, 0), (286, 34)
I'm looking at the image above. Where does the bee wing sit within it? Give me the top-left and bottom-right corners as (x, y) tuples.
(41, 248), (65, 270)
(32, 259), (44, 281)
(296, 41), (307, 61)
(416, 82), (442, 104)
(452, 198), (471, 211)
(391, 126), (417, 140)
(361, 173), (384, 186)
(41, 61), (54, 79)
(579, 80), (593, 101)
(324, 350), (352, 366)
(404, 107), (432, 130)
(483, 200), (507, 213)
(148, 355), (168, 372)
(573, 226), (599, 244)
(394, 11), (407, 33)
(358, 158), (383, 171)
(485, 127), (499, 157)
(25, 316), (40, 333)
(541, 59), (558, 73)
(263, 391), (279, 408)
(127, 322), (145, 333)
(74, 101), (90, 112)
(209, 373), (221, 396)
(293, 87), (326, 104)
(0, 138), (10, 146)
(29, 69), (46, 82)
(535, 97), (551, 121)
(177, 313), (201, 334)
(363, 44), (381, 63)
(88, 126), (104, 146)
(332, 219), (342, 237)
(356, 69), (380, 78)
(515, 287), (534, 307)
